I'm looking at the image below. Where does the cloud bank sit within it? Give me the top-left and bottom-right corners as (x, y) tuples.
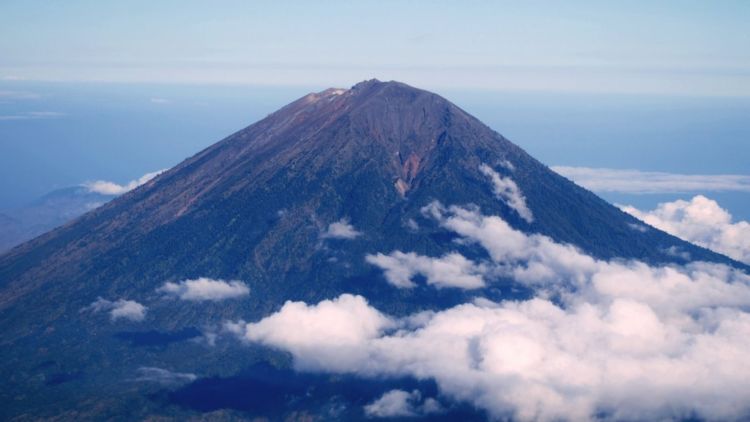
(552, 166), (750, 194)
(229, 203), (750, 421)
(84, 297), (146, 322)
(158, 277), (249, 302)
(83, 169), (166, 195)
(622, 195), (750, 264)
(321, 218), (362, 239)
(480, 164), (534, 223)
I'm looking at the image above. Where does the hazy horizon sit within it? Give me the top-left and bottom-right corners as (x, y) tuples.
(2, 1), (750, 96)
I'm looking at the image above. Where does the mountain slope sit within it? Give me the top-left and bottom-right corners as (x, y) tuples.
(0, 80), (745, 420)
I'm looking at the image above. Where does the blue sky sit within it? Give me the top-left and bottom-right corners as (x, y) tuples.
(2, 1), (749, 96)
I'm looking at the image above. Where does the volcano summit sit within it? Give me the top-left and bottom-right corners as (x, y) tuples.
(1, 80), (748, 421)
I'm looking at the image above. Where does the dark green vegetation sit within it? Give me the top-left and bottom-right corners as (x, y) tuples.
(0, 80), (744, 420)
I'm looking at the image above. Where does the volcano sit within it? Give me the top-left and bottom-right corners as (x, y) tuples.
(0, 80), (744, 420)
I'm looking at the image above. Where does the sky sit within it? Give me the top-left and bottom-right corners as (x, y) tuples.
(1, 0), (750, 96)
(0, 2), (748, 218)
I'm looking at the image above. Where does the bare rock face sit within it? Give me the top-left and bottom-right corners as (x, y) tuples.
(0, 79), (743, 420)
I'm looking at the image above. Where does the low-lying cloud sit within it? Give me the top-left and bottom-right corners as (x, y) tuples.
(480, 164), (534, 223)
(0, 90), (40, 100)
(366, 251), (486, 289)
(134, 367), (196, 385)
(83, 297), (146, 322)
(421, 201), (595, 287)
(0, 111), (65, 121)
(364, 389), (443, 418)
(553, 166), (750, 194)
(158, 277), (249, 302)
(83, 169), (166, 195)
(321, 218), (362, 239)
(622, 195), (750, 264)
(229, 202), (750, 421)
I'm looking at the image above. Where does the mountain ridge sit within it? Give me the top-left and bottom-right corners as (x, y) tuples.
(1, 80), (745, 303)
(0, 79), (747, 419)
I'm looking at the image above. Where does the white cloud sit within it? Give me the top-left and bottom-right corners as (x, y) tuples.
(365, 389), (418, 417)
(149, 97), (170, 104)
(422, 201), (596, 288)
(499, 159), (515, 172)
(552, 166), (750, 194)
(622, 195), (750, 264)
(235, 294), (394, 373)
(83, 297), (146, 322)
(158, 277), (249, 302)
(83, 169), (166, 195)
(230, 203), (750, 422)
(479, 164), (533, 223)
(0, 111), (64, 121)
(627, 222), (649, 233)
(321, 218), (362, 239)
(0, 90), (39, 100)
(366, 251), (486, 289)
(26, 111), (64, 117)
(134, 367), (196, 384)
(364, 389), (443, 418)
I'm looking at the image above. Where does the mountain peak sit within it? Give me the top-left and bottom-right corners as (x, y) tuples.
(350, 78), (383, 89)
(255, 80), (474, 167)
(289, 80), (450, 123)
(298, 79), (416, 106)
(348, 79), (431, 99)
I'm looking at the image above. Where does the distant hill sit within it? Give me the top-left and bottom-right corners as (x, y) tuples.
(0, 186), (114, 252)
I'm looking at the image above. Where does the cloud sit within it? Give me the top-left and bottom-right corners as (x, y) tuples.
(421, 201), (596, 287)
(0, 90), (39, 100)
(158, 277), (250, 302)
(134, 367), (196, 385)
(0, 111), (64, 121)
(622, 195), (750, 264)
(83, 169), (166, 195)
(552, 166), (750, 194)
(149, 97), (170, 104)
(479, 164), (533, 223)
(230, 203), (750, 422)
(366, 251), (486, 289)
(233, 294), (394, 372)
(499, 159), (515, 172)
(83, 298), (146, 322)
(364, 389), (443, 418)
(321, 218), (362, 239)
